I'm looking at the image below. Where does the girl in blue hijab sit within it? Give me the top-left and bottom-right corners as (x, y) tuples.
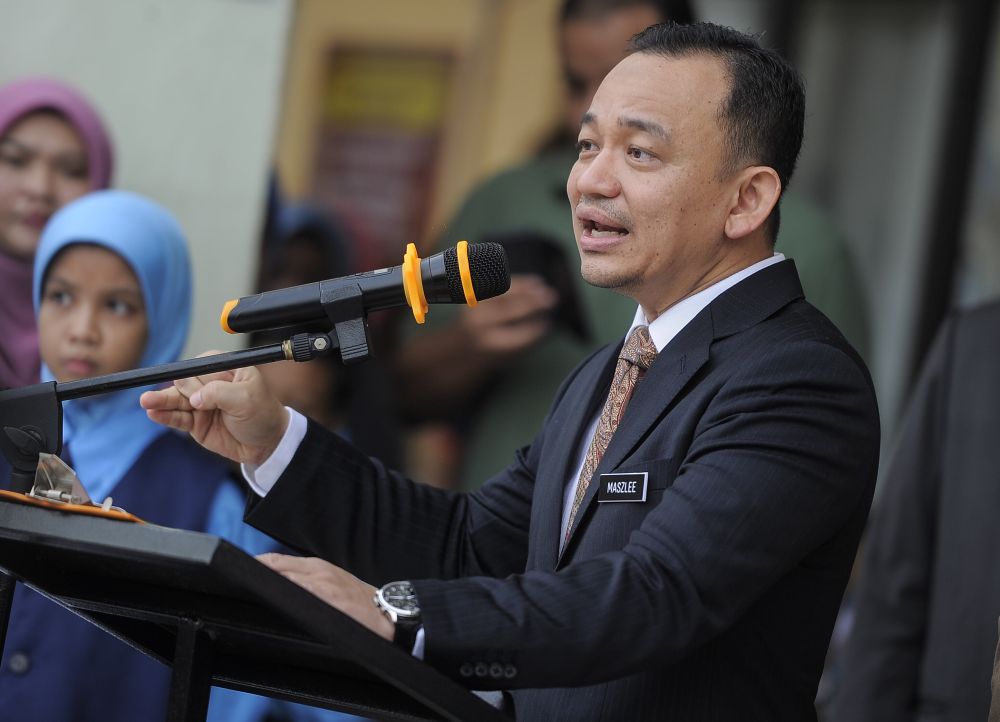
(33, 189), (190, 501)
(0, 190), (359, 722)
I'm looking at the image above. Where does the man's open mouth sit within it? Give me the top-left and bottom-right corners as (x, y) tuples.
(582, 219), (629, 237)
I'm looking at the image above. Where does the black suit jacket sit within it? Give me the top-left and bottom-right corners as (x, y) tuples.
(247, 260), (880, 721)
(837, 300), (1000, 722)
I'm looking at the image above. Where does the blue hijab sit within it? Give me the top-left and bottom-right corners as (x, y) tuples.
(33, 190), (191, 503)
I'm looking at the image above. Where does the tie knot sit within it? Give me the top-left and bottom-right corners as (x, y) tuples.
(620, 325), (657, 371)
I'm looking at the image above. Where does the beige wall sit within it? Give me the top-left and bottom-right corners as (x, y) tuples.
(0, 0), (293, 355)
(275, 0), (564, 248)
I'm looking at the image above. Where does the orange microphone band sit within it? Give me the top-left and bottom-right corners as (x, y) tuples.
(401, 243), (429, 323)
(456, 240), (477, 307)
(220, 299), (239, 334)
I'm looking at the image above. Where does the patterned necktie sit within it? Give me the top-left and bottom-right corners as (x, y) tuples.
(563, 325), (657, 547)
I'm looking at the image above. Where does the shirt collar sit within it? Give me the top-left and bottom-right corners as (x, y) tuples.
(625, 253), (786, 352)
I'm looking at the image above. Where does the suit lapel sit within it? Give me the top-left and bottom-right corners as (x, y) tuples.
(532, 343), (620, 570)
(557, 260), (805, 563)
(600, 313), (712, 472)
(558, 313), (712, 561)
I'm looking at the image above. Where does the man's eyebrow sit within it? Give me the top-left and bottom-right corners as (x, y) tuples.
(619, 116), (669, 140)
(577, 112), (669, 142)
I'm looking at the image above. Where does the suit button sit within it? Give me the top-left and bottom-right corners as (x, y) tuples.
(489, 663), (504, 679)
(474, 662), (489, 677)
(503, 664), (517, 679)
(7, 652), (30, 675)
(459, 663), (474, 678)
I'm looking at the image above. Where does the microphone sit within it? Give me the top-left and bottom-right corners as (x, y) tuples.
(220, 241), (510, 333)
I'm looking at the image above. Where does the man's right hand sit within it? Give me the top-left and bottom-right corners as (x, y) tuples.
(140, 361), (289, 467)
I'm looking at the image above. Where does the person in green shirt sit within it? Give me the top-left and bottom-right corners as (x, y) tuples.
(395, 0), (868, 489)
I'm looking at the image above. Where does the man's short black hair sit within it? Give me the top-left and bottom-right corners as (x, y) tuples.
(630, 21), (806, 239)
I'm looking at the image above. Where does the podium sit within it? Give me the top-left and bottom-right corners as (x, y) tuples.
(0, 499), (510, 721)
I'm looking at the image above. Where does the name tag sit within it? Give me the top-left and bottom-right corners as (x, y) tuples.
(597, 472), (648, 503)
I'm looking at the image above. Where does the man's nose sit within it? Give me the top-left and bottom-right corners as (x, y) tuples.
(573, 150), (621, 198)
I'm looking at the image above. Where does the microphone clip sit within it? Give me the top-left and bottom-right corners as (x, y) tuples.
(284, 333), (336, 363)
(319, 281), (372, 364)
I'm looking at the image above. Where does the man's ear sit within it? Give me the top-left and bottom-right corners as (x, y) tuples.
(724, 166), (781, 240)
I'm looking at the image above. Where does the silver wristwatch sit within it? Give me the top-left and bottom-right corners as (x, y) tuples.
(373, 580), (421, 650)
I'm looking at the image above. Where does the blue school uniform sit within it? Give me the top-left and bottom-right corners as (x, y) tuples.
(0, 191), (361, 721)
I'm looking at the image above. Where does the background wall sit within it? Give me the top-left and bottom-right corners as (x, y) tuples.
(788, 0), (954, 448)
(275, 0), (564, 251)
(0, 0), (293, 355)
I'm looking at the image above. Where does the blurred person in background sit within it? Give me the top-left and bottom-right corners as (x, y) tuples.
(252, 194), (403, 470)
(0, 77), (113, 391)
(0, 190), (364, 722)
(394, 0), (868, 490)
(835, 300), (1000, 722)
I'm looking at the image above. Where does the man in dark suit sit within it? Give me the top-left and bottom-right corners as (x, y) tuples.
(142, 22), (880, 721)
(836, 300), (1000, 722)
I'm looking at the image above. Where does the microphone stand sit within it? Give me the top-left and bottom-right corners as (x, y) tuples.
(0, 329), (342, 495)
(0, 284), (374, 654)
(0, 328), (344, 652)
(0, 281), (375, 495)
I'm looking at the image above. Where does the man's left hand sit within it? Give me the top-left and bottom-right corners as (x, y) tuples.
(256, 553), (394, 641)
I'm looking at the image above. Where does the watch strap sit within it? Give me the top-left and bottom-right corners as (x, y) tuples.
(392, 615), (421, 651)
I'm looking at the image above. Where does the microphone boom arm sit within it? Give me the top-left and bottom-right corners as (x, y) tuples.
(0, 327), (342, 494)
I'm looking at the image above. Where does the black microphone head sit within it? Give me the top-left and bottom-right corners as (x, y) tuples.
(443, 242), (511, 303)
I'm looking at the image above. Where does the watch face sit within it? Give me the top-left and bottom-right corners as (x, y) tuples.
(382, 581), (420, 618)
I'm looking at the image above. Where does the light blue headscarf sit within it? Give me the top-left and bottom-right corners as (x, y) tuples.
(33, 190), (191, 503)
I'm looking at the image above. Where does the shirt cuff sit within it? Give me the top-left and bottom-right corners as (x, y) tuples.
(242, 407), (307, 497)
(412, 627), (425, 659)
